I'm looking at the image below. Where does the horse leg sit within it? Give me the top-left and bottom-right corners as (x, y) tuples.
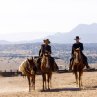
(50, 72), (52, 88)
(81, 71), (83, 87)
(47, 73), (50, 90)
(42, 74), (44, 90)
(79, 71), (83, 88)
(31, 74), (35, 90)
(75, 72), (78, 86)
(27, 76), (31, 92)
(79, 72), (81, 88)
(33, 74), (35, 90)
(47, 72), (52, 90)
(44, 74), (46, 90)
(42, 73), (46, 90)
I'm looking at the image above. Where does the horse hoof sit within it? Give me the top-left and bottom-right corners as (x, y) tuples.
(48, 88), (50, 90)
(42, 89), (45, 91)
(80, 86), (85, 90)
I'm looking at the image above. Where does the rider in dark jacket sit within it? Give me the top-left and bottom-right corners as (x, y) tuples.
(72, 42), (83, 54)
(39, 39), (51, 57)
(69, 36), (90, 70)
(37, 39), (57, 71)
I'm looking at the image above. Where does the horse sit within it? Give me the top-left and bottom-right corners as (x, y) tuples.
(41, 52), (53, 91)
(72, 48), (85, 88)
(19, 57), (36, 92)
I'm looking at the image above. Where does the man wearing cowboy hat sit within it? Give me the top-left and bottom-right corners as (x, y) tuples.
(37, 39), (58, 71)
(69, 36), (90, 70)
(39, 39), (51, 57)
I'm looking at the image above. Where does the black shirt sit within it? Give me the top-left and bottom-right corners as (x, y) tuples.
(72, 42), (84, 54)
(39, 44), (51, 56)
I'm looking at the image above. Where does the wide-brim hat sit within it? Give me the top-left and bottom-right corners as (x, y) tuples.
(74, 36), (80, 40)
(43, 39), (50, 44)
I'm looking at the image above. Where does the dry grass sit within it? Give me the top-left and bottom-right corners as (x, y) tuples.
(0, 72), (97, 97)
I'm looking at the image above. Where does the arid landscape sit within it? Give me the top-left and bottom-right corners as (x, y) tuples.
(0, 43), (97, 97)
(1, 0), (97, 96)
(0, 43), (97, 72)
(0, 72), (97, 97)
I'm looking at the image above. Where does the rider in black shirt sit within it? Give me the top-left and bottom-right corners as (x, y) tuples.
(72, 42), (83, 54)
(69, 36), (90, 70)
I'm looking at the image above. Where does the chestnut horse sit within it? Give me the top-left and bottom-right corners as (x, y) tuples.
(41, 52), (52, 90)
(72, 49), (85, 88)
(19, 57), (36, 92)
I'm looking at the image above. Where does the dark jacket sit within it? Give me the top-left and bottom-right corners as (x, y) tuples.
(39, 44), (52, 56)
(72, 42), (84, 54)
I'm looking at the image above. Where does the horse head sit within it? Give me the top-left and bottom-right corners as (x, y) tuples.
(41, 52), (50, 69)
(73, 48), (82, 64)
(27, 57), (35, 74)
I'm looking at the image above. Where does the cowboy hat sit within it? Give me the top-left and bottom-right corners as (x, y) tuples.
(43, 39), (50, 44)
(74, 36), (80, 40)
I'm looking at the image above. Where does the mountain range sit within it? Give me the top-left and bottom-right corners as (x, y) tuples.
(45, 23), (97, 43)
(0, 23), (97, 44)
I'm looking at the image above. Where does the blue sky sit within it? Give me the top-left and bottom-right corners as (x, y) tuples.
(0, 0), (97, 41)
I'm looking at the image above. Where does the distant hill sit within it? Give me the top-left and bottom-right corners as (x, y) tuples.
(0, 23), (97, 44)
(0, 40), (11, 44)
(32, 23), (97, 43)
(0, 40), (34, 45)
(45, 23), (97, 43)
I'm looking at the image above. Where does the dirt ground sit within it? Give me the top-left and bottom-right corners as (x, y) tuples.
(0, 72), (97, 97)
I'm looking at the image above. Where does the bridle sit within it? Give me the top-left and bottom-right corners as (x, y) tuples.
(74, 49), (82, 64)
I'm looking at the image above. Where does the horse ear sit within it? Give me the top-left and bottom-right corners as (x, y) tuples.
(27, 58), (29, 61)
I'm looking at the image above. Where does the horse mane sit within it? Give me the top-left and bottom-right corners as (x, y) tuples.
(19, 57), (35, 75)
(41, 55), (47, 65)
(73, 50), (83, 64)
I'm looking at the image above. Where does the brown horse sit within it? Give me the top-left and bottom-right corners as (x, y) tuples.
(72, 49), (85, 88)
(19, 57), (36, 92)
(41, 53), (52, 90)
